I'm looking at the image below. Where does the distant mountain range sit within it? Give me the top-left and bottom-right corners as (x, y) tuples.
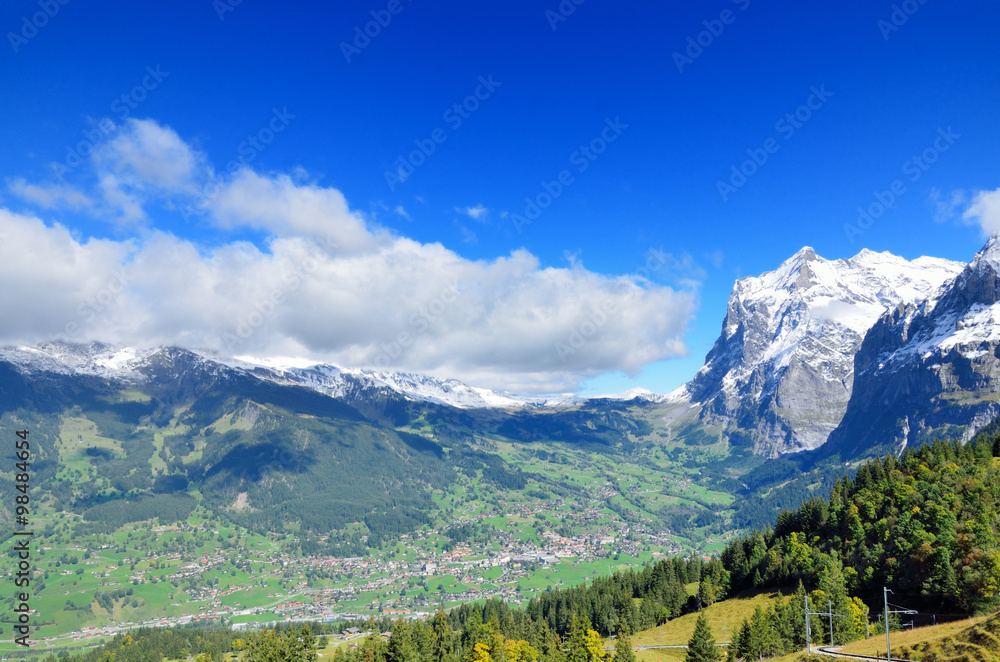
(0, 342), (665, 411)
(5, 235), (1000, 463)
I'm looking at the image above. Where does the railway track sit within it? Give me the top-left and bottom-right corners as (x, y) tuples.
(815, 646), (913, 662)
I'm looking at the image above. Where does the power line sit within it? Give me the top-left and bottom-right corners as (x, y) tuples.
(883, 587), (917, 662)
(805, 595), (849, 654)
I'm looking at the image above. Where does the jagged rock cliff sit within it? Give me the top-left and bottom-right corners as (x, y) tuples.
(677, 247), (963, 457)
(824, 234), (1000, 458)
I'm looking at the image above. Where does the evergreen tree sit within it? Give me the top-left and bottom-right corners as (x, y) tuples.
(612, 621), (635, 662)
(388, 620), (415, 662)
(565, 615), (605, 662)
(431, 608), (455, 662)
(685, 615), (720, 662)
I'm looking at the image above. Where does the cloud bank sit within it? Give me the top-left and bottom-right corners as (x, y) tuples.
(1, 118), (697, 393)
(964, 188), (1000, 236)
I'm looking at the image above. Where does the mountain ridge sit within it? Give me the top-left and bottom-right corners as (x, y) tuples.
(823, 233), (1000, 458)
(0, 341), (669, 412)
(674, 245), (965, 456)
(6, 237), (1000, 462)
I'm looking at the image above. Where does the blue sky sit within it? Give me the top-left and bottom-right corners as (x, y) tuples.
(2, 0), (999, 394)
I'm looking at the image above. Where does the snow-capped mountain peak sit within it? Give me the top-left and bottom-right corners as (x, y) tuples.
(683, 245), (964, 455)
(0, 341), (162, 379)
(824, 233), (1000, 458)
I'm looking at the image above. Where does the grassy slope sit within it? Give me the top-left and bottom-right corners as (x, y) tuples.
(630, 588), (792, 646)
(835, 612), (998, 661)
(635, 650), (688, 662)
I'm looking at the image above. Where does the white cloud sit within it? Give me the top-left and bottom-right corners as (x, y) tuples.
(0, 119), (699, 393)
(0, 209), (133, 340)
(97, 174), (146, 223)
(456, 204), (489, 222)
(394, 205), (411, 220)
(207, 169), (388, 254)
(86, 119), (202, 221)
(930, 188), (967, 224)
(964, 188), (1000, 235)
(95, 118), (200, 192)
(7, 178), (93, 210)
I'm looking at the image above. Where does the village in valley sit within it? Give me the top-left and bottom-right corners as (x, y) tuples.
(1, 414), (737, 655)
(10, 451), (735, 652)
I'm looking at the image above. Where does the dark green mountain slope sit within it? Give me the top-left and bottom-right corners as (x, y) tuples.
(723, 421), (1000, 615)
(0, 355), (461, 544)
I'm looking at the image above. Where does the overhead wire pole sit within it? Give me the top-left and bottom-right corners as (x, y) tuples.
(883, 587), (918, 662)
(829, 599), (834, 647)
(806, 594), (849, 651)
(884, 588), (890, 662)
(805, 594), (811, 655)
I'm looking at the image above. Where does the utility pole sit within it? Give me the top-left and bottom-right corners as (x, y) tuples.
(805, 594), (811, 656)
(829, 599), (835, 647)
(884, 587), (918, 662)
(884, 587), (891, 662)
(807, 595), (847, 649)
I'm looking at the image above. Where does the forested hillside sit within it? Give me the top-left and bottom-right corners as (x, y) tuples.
(722, 422), (1000, 615)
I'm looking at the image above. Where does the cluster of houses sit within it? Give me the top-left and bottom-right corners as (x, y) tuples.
(35, 475), (693, 645)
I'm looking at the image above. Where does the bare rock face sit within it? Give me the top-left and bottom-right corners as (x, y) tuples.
(824, 235), (1000, 459)
(678, 246), (964, 457)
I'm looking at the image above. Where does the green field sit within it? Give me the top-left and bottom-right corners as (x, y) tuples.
(631, 588), (793, 646)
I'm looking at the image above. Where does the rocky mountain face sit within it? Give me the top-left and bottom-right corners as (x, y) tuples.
(676, 247), (964, 457)
(823, 234), (1000, 459)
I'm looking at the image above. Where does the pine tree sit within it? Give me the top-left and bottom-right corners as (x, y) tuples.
(685, 615), (720, 662)
(431, 608), (454, 662)
(612, 624), (636, 662)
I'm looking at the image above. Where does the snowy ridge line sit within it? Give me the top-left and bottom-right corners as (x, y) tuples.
(856, 233), (1000, 376)
(679, 245), (965, 455)
(0, 341), (667, 411)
